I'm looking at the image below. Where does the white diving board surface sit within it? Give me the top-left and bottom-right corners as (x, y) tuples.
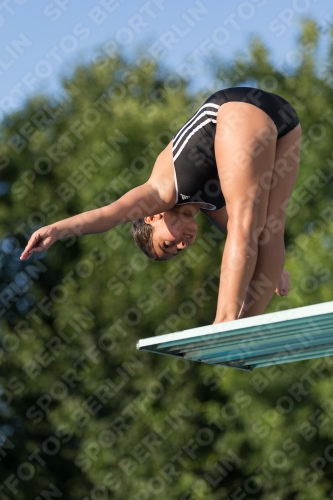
(137, 302), (333, 371)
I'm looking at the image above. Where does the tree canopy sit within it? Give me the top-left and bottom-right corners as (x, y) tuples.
(0, 19), (333, 500)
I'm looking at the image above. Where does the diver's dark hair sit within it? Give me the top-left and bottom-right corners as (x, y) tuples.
(131, 218), (161, 261)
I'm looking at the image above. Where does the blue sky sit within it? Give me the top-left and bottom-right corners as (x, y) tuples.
(1, 0), (332, 117)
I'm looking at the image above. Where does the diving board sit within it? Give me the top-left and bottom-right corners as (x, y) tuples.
(136, 302), (333, 371)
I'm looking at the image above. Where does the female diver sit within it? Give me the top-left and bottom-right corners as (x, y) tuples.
(20, 87), (301, 323)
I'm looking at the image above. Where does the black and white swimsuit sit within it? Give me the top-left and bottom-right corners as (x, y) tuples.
(172, 87), (300, 211)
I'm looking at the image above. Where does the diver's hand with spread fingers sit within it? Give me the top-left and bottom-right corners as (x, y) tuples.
(20, 226), (58, 260)
(275, 269), (290, 297)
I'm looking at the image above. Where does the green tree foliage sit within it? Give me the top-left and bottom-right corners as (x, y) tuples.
(0, 19), (333, 500)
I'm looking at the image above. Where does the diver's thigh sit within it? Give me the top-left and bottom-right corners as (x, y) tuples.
(215, 102), (278, 226)
(264, 123), (301, 225)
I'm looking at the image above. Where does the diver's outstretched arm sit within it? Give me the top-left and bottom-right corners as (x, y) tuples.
(20, 182), (172, 260)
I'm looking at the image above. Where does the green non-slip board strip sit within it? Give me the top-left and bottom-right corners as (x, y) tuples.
(185, 341), (333, 366)
(137, 302), (333, 370)
(167, 321), (333, 357)
(154, 320), (333, 357)
(146, 319), (333, 364)
(149, 315), (332, 351)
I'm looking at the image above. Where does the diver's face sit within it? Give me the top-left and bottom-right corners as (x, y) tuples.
(145, 210), (198, 260)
